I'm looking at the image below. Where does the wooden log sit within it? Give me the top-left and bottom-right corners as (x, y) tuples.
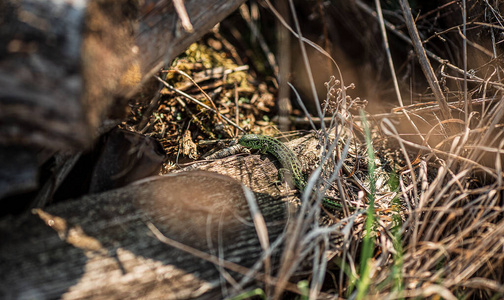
(0, 0), (246, 150)
(0, 168), (288, 299)
(0, 133), (346, 298)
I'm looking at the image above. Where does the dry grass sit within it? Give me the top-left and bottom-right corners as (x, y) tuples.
(280, 1), (504, 299)
(126, 1), (504, 298)
(252, 0), (504, 299)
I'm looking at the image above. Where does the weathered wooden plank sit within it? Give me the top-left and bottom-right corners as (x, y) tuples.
(0, 167), (288, 299)
(0, 0), (246, 150)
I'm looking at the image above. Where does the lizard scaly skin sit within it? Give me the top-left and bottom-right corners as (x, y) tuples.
(238, 134), (342, 210)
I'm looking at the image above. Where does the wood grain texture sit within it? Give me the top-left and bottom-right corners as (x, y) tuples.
(0, 166), (288, 299)
(0, 0), (246, 150)
(0, 133), (349, 299)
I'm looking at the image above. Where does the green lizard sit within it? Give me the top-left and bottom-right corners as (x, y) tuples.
(238, 134), (343, 210)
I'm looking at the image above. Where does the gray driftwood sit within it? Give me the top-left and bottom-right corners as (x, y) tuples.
(0, 155), (292, 299)
(0, 0), (245, 150)
(0, 0), (245, 199)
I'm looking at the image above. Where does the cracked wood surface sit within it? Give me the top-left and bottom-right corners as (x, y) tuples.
(0, 159), (287, 299)
(0, 134), (335, 299)
(0, 0), (246, 150)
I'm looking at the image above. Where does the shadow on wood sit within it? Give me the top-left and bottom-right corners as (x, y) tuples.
(0, 170), (287, 299)
(0, 0), (246, 150)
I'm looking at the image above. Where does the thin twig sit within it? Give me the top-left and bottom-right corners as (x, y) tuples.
(137, 83), (163, 131)
(288, 0), (324, 128)
(462, 0), (468, 122)
(155, 75), (245, 133)
(173, 0), (193, 32)
(399, 0), (452, 122)
(288, 82), (317, 131)
(168, 69), (225, 124)
(146, 222), (305, 296)
(375, 0), (403, 107)
(234, 83), (240, 137)
(239, 3), (278, 77)
(263, 0), (348, 118)
(241, 186), (272, 297)
(277, 0), (292, 132)
(354, 0), (504, 91)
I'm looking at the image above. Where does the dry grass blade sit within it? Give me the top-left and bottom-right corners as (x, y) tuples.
(399, 0), (452, 122)
(241, 185), (272, 296)
(375, 0), (404, 108)
(123, 1), (504, 298)
(146, 222), (311, 296)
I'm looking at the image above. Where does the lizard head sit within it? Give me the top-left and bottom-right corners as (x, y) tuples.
(238, 134), (264, 149)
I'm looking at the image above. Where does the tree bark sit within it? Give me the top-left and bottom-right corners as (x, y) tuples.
(0, 0), (246, 151)
(0, 162), (289, 299)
